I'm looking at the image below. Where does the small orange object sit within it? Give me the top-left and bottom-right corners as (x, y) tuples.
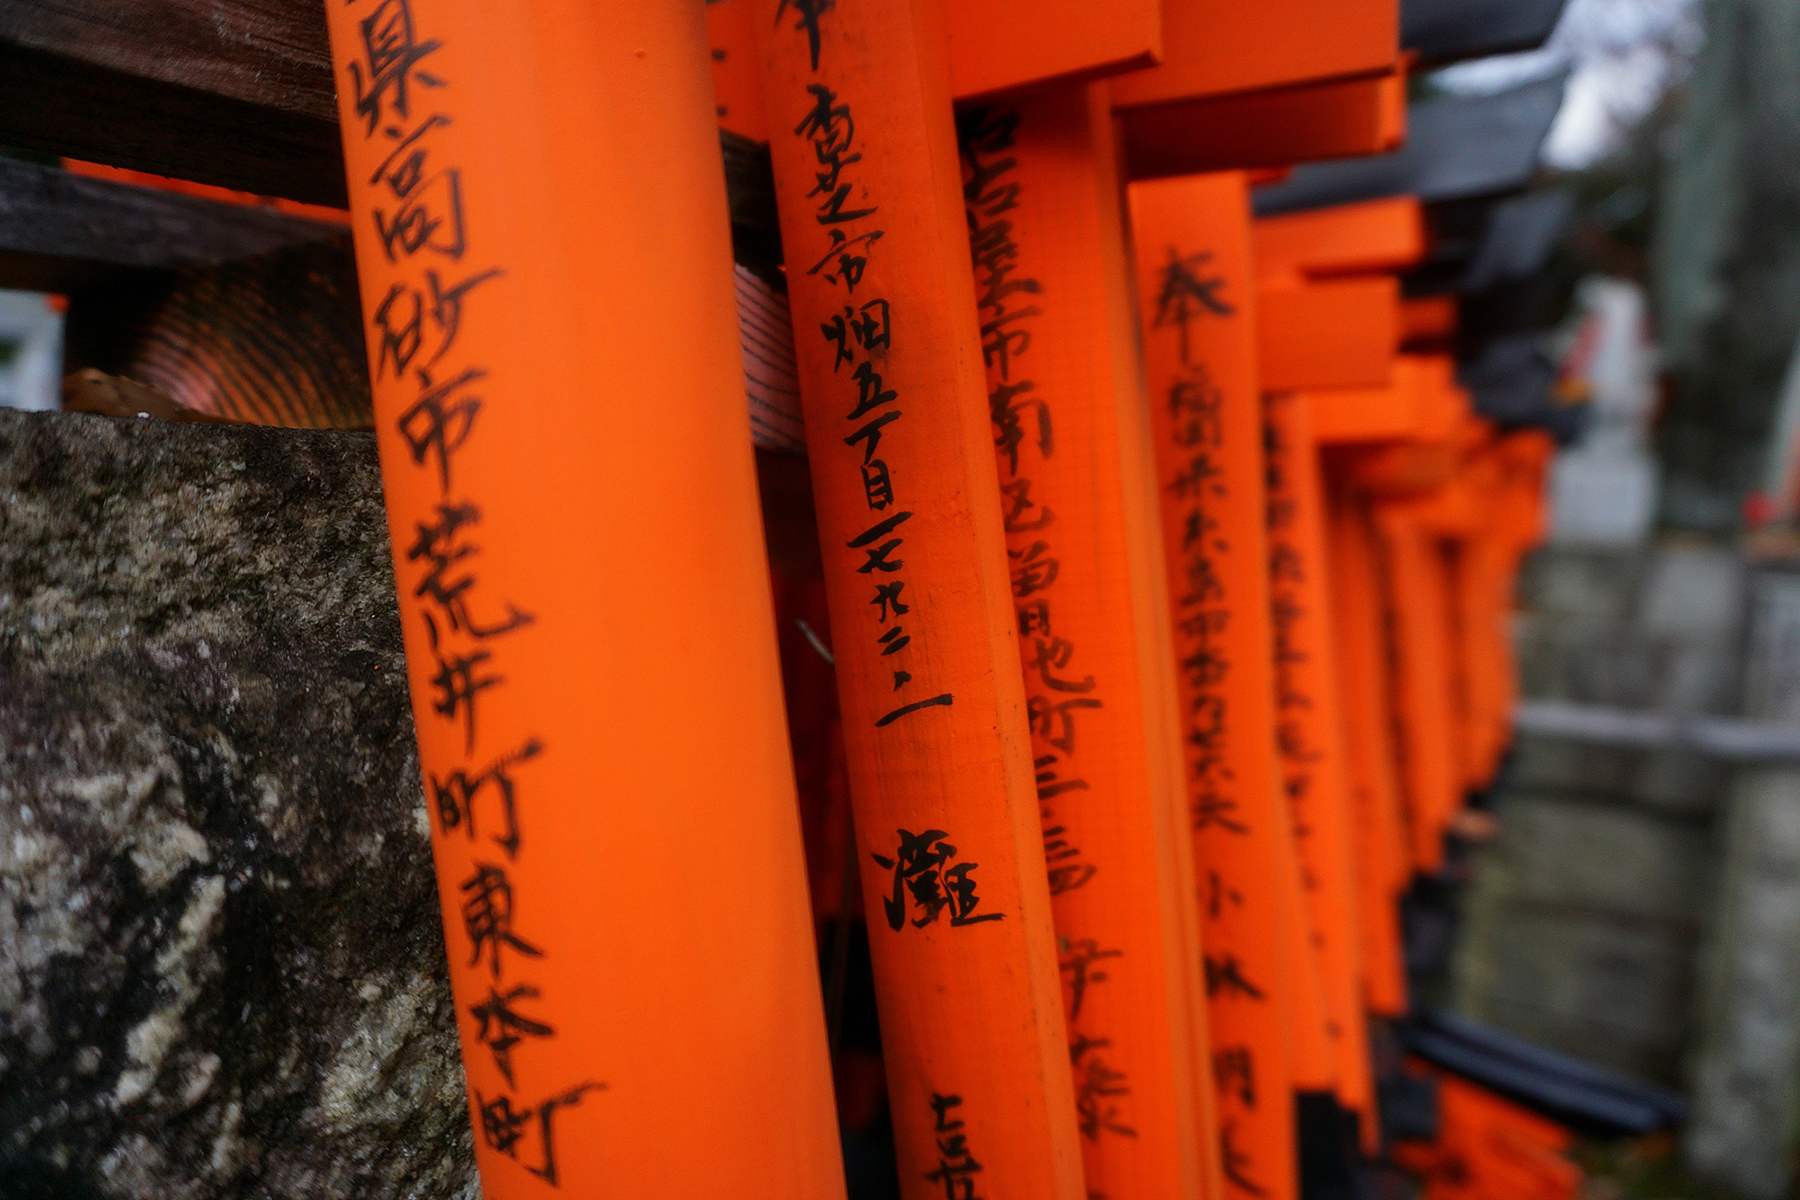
(1132, 170), (1301, 1200)
(1256, 277), (1401, 392)
(323, 1), (844, 1195)
(756, 2), (1086, 1196)
(1119, 68), (1407, 179)
(1253, 198), (1425, 281)
(1110, 0), (1397, 109)
(964, 81), (1221, 1200)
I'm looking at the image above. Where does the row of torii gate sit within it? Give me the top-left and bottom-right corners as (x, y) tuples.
(315, 0), (1584, 1197)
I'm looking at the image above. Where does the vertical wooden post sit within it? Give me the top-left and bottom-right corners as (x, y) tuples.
(1131, 170), (1301, 1200)
(754, 3), (1085, 1197)
(322, 2), (843, 1195)
(1262, 390), (1377, 1125)
(961, 82), (1220, 1200)
(1323, 480), (1412, 1018)
(1373, 503), (1462, 874)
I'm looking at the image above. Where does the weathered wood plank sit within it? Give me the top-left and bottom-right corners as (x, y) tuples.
(0, 154), (344, 291)
(0, 3), (783, 250)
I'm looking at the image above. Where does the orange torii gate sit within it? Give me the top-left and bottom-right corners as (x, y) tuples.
(1249, 194), (1425, 1139)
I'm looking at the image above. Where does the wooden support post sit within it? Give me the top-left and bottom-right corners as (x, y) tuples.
(754, 3), (1086, 1197)
(1263, 390), (1377, 1130)
(1372, 503), (1463, 874)
(1131, 170), (1303, 1200)
(322, 2), (843, 1195)
(1322, 479), (1412, 1018)
(960, 82), (1221, 1200)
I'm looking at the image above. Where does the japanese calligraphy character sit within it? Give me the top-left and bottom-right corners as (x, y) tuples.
(874, 692), (953, 727)
(408, 502), (535, 641)
(1027, 636), (1096, 694)
(847, 361), (897, 420)
(774, 0), (833, 71)
(374, 165), (466, 262)
(999, 477), (1053, 532)
(806, 228), (883, 291)
(1071, 1035), (1135, 1141)
(460, 862), (544, 978)
(862, 458), (894, 509)
(924, 1091), (985, 1200)
(1221, 1119), (1268, 1197)
(430, 738), (543, 859)
(1059, 937), (1123, 1021)
(397, 366), (483, 494)
(346, 0), (444, 136)
(871, 581), (909, 622)
(848, 509), (911, 573)
(1153, 247), (1235, 365)
(871, 829), (1002, 929)
(845, 408), (901, 466)
(1028, 695), (1103, 754)
(469, 983), (554, 1085)
(1214, 1045), (1257, 1109)
(431, 648), (501, 753)
(1205, 953), (1266, 1000)
(990, 380), (1051, 478)
(1008, 541), (1059, 598)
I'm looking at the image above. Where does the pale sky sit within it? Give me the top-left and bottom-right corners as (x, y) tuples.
(1429, 0), (1705, 169)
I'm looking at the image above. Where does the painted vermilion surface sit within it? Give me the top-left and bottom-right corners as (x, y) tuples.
(964, 81), (1221, 1200)
(755, 1), (1084, 1196)
(323, 1), (843, 1195)
(1132, 171), (1302, 1200)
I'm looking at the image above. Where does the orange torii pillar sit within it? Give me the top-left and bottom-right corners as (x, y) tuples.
(1253, 198), (1426, 1029)
(1319, 468), (1413, 1019)
(323, 2), (842, 1195)
(962, 83), (1222, 1200)
(1344, 359), (1474, 875)
(755, 3), (1086, 1197)
(1263, 389), (1379, 1138)
(1132, 171), (1304, 1200)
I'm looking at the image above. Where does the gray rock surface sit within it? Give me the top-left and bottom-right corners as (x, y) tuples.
(0, 410), (474, 1199)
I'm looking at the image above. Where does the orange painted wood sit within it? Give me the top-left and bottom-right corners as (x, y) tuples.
(322, 2), (842, 1194)
(1257, 277), (1400, 392)
(1131, 170), (1300, 1200)
(1372, 504), (1462, 874)
(1110, 152), (1231, 1200)
(1306, 382), (1417, 444)
(711, 0), (1159, 140)
(1321, 480), (1411, 1017)
(962, 82), (1217, 1200)
(1253, 197), (1425, 282)
(1398, 1068), (1582, 1200)
(1263, 389), (1377, 1121)
(1401, 296), (1459, 348)
(1110, 0), (1397, 110)
(708, 0), (772, 141)
(754, 2), (1086, 1196)
(945, 0), (1160, 99)
(1119, 68), (1404, 180)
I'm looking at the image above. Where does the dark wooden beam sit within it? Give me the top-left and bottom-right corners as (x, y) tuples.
(0, 3), (344, 206)
(0, 2), (783, 257)
(0, 154), (344, 293)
